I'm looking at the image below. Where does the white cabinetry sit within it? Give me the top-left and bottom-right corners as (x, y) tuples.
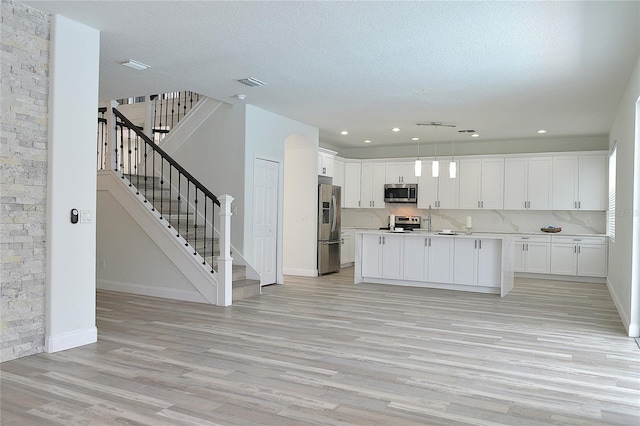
(417, 159), (459, 209)
(453, 237), (501, 287)
(459, 158), (504, 209)
(403, 236), (454, 283)
(550, 236), (607, 277)
(504, 157), (552, 210)
(361, 234), (403, 279)
(386, 161), (418, 184)
(360, 162), (386, 209)
(333, 157), (345, 189)
(340, 229), (355, 265)
(318, 149), (336, 177)
(513, 235), (551, 274)
(343, 161), (361, 208)
(552, 154), (606, 210)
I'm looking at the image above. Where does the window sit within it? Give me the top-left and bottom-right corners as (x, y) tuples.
(608, 142), (617, 241)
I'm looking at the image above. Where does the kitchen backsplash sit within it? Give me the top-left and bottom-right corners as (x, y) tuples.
(342, 206), (606, 235)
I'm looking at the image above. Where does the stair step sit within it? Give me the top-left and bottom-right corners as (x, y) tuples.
(232, 279), (261, 301)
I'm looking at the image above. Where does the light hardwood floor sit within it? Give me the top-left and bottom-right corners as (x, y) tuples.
(2, 268), (639, 425)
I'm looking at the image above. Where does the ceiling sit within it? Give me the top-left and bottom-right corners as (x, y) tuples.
(22, 1), (640, 149)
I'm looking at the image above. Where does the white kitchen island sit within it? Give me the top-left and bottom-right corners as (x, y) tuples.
(355, 231), (514, 297)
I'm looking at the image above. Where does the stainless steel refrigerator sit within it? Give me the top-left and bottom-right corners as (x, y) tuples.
(318, 184), (341, 275)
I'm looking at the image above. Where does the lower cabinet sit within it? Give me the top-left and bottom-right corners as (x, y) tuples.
(453, 237), (501, 287)
(361, 233), (404, 279)
(403, 236), (454, 283)
(513, 235), (551, 274)
(340, 229), (355, 265)
(550, 236), (606, 277)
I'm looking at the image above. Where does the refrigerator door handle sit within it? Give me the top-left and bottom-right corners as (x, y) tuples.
(323, 241), (341, 245)
(331, 194), (337, 233)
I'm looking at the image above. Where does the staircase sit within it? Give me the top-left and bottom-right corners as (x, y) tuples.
(137, 177), (261, 302)
(99, 96), (261, 305)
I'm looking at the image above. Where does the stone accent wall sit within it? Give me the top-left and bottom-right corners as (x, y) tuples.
(0, 0), (50, 362)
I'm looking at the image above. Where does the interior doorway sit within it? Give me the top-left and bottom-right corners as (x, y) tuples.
(252, 158), (279, 285)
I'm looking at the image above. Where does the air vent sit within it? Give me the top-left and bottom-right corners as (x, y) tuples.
(237, 77), (267, 87)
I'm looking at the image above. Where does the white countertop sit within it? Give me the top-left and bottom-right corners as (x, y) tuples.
(349, 228), (606, 237)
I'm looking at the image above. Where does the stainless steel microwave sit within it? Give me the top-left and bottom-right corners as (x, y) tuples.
(384, 183), (417, 203)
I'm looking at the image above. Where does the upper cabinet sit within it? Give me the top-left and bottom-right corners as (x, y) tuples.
(333, 157), (345, 189)
(459, 157), (504, 209)
(318, 148), (337, 177)
(504, 157), (552, 210)
(360, 162), (386, 209)
(343, 161), (362, 208)
(385, 161), (418, 184)
(417, 159), (459, 209)
(552, 153), (606, 210)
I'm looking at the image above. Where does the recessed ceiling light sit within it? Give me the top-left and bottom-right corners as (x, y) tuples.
(391, 127), (400, 132)
(340, 131), (349, 135)
(411, 137), (419, 141)
(537, 129), (547, 134)
(471, 133), (480, 138)
(364, 140), (372, 144)
(120, 59), (150, 70)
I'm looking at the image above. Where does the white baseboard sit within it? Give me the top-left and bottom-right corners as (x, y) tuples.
(283, 268), (318, 277)
(45, 327), (97, 353)
(97, 279), (208, 303)
(607, 278), (638, 337)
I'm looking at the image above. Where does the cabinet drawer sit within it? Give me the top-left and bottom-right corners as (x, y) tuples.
(552, 236), (606, 245)
(515, 235), (551, 243)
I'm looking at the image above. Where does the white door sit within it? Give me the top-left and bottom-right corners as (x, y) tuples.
(253, 158), (278, 285)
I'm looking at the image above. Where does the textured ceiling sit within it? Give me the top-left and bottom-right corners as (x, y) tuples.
(21, 1), (640, 149)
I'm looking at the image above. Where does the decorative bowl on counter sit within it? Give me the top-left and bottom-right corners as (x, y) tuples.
(541, 226), (562, 233)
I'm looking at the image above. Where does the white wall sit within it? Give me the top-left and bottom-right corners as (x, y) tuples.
(244, 105), (319, 283)
(284, 135), (319, 277)
(170, 102), (246, 250)
(608, 54), (640, 337)
(96, 191), (208, 303)
(45, 15), (100, 352)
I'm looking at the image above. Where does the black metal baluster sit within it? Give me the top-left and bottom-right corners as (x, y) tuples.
(203, 197), (207, 265)
(159, 159), (164, 220)
(171, 94), (175, 129)
(164, 94), (169, 136)
(134, 133), (140, 190)
(211, 199), (215, 272)
(168, 166), (173, 225)
(141, 139), (146, 199)
(185, 182), (190, 247)
(151, 148), (156, 211)
(176, 174), (181, 237)
(127, 129), (133, 186)
(193, 190), (198, 255)
(117, 122), (123, 175)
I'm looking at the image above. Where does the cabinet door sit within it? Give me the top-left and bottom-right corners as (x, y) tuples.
(438, 160), (460, 209)
(333, 158), (345, 190)
(381, 234), (403, 279)
(361, 234), (382, 277)
(428, 237), (454, 283)
(458, 159), (482, 209)
(371, 163), (387, 209)
(550, 243), (577, 275)
(578, 154), (606, 210)
(504, 158), (528, 210)
(453, 238), (477, 285)
(385, 163), (403, 184)
(513, 241), (526, 272)
(552, 156), (578, 210)
(577, 244), (606, 277)
(525, 242), (551, 274)
(527, 157), (552, 210)
(343, 162), (361, 208)
(403, 237), (427, 281)
(401, 162), (418, 184)
(480, 158), (504, 209)
(417, 167), (438, 209)
(477, 238), (501, 287)
(345, 230), (355, 264)
(318, 152), (334, 177)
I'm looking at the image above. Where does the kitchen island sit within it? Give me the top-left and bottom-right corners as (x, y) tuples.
(355, 231), (514, 297)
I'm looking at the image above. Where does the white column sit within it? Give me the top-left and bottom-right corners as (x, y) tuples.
(217, 194), (234, 306)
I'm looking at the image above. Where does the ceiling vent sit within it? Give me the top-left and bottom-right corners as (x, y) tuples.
(237, 77), (267, 87)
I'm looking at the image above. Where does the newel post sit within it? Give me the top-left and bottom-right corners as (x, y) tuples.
(217, 194), (234, 306)
(104, 100), (119, 171)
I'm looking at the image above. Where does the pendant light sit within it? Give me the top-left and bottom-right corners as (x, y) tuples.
(432, 125), (439, 178)
(449, 125), (457, 179)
